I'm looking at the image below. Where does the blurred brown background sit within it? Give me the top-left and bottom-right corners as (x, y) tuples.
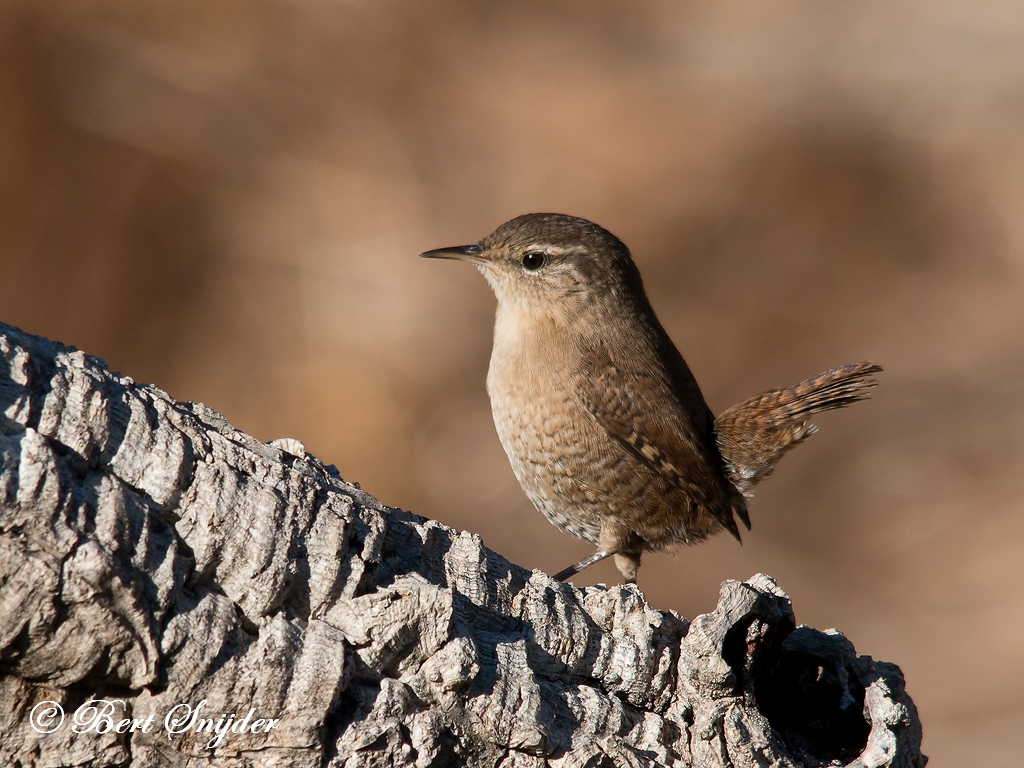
(2, 1), (1022, 762)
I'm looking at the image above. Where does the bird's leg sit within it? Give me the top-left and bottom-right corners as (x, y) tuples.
(603, 520), (643, 584)
(553, 522), (644, 584)
(553, 550), (613, 582)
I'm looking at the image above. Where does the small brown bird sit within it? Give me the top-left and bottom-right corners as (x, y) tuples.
(422, 213), (880, 584)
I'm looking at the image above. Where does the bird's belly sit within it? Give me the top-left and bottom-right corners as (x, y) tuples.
(487, 365), (718, 551)
(487, 371), (702, 549)
(486, 362), (608, 544)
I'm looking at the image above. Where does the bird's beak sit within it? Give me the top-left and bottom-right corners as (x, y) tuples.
(419, 244), (485, 263)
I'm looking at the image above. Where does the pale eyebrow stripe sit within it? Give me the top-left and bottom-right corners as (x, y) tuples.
(524, 245), (586, 257)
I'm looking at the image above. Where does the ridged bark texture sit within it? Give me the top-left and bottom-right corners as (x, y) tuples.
(0, 322), (924, 767)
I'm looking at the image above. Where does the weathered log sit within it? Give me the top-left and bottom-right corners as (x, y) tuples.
(0, 321), (924, 767)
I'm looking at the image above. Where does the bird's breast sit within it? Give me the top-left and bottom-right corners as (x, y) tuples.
(486, 306), (579, 465)
(485, 306), (604, 542)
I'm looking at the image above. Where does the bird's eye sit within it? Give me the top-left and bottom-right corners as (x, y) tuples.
(522, 252), (546, 271)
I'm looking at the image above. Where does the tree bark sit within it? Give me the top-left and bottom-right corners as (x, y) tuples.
(0, 321), (924, 767)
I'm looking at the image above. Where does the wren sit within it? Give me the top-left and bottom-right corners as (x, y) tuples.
(422, 213), (880, 584)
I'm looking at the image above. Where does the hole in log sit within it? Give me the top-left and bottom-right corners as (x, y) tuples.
(720, 611), (870, 763)
(753, 647), (870, 763)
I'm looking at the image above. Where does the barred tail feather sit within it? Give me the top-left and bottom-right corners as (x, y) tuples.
(714, 362), (881, 495)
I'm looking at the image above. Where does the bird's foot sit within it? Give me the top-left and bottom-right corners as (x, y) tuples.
(613, 551), (640, 584)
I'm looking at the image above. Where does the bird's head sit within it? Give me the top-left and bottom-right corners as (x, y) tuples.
(420, 213), (646, 319)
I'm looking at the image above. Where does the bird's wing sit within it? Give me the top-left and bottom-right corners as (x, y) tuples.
(577, 341), (748, 540)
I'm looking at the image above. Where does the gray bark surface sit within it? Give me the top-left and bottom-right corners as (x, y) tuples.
(0, 322), (924, 767)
